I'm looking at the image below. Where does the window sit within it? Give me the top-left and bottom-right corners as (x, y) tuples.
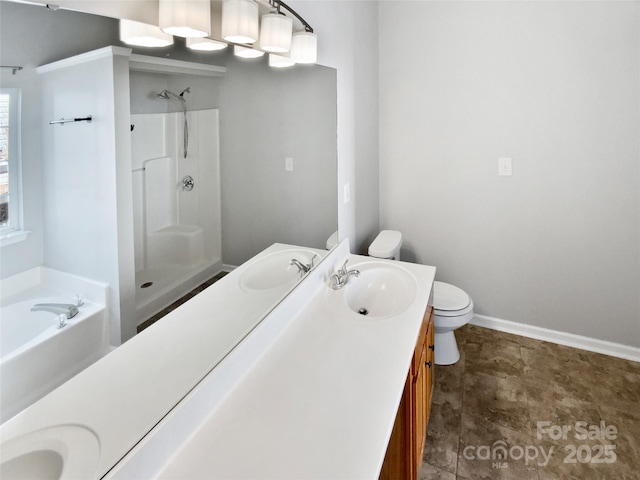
(0, 88), (27, 245)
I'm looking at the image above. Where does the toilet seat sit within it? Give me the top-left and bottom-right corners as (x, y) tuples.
(433, 281), (473, 317)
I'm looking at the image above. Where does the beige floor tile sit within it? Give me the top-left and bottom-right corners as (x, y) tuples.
(424, 403), (461, 475)
(426, 325), (640, 480)
(432, 359), (465, 411)
(419, 462), (457, 480)
(457, 413), (539, 480)
(463, 340), (526, 379)
(462, 371), (532, 435)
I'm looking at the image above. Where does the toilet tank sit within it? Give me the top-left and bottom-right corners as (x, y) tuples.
(368, 230), (403, 260)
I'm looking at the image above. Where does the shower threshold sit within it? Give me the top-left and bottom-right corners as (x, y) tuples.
(135, 258), (222, 326)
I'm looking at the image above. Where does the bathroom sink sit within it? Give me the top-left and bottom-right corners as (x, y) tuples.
(342, 262), (418, 319)
(0, 425), (100, 480)
(240, 249), (319, 291)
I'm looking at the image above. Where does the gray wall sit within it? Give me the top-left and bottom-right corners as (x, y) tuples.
(218, 60), (337, 266)
(379, 1), (640, 347)
(288, 1), (381, 254)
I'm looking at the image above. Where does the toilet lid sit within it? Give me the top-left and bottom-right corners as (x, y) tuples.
(368, 230), (402, 258)
(433, 281), (470, 312)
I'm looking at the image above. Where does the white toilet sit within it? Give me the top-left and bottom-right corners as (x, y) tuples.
(432, 281), (474, 365)
(367, 230), (474, 366)
(326, 231), (339, 250)
(368, 230), (403, 260)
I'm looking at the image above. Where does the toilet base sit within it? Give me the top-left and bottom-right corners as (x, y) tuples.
(434, 331), (461, 365)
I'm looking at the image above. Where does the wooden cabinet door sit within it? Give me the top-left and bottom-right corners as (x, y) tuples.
(413, 343), (428, 475)
(379, 377), (411, 480)
(425, 314), (435, 422)
(380, 294), (436, 480)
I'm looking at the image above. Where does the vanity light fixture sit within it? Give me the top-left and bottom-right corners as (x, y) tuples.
(225, 0), (316, 64)
(159, 0), (211, 38)
(268, 53), (295, 68)
(264, 0), (317, 64)
(290, 31), (317, 64)
(120, 19), (174, 47)
(260, 11), (293, 53)
(186, 37), (228, 51)
(120, 0), (317, 66)
(221, 0), (260, 44)
(234, 45), (265, 58)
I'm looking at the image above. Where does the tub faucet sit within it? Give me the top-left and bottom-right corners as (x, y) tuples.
(330, 260), (360, 290)
(31, 303), (79, 319)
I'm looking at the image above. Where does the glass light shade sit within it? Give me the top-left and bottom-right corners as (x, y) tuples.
(268, 53), (295, 68)
(291, 31), (317, 64)
(119, 19), (174, 47)
(259, 13), (293, 53)
(234, 45), (264, 58)
(186, 37), (228, 51)
(222, 0), (259, 44)
(159, 0), (211, 38)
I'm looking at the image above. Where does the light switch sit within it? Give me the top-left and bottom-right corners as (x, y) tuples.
(285, 157), (294, 171)
(343, 183), (350, 204)
(498, 157), (512, 176)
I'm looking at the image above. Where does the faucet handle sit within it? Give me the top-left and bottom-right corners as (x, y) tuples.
(338, 259), (349, 276)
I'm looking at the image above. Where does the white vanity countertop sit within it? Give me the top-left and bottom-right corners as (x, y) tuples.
(140, 245), (436, 479)
(0, 243), (326, 479)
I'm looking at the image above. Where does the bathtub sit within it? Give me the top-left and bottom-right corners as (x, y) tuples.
(0, 267), (110, 424)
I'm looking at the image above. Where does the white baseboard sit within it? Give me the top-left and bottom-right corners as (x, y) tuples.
(471, 314), (640, 363)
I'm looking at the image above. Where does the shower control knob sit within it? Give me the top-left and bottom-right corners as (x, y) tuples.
(182, 175), (195, 191)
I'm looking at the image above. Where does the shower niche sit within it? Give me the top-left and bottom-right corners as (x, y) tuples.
(131, 104), (222, 324)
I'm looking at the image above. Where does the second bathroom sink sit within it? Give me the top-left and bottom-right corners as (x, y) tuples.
(343, 261), (418, 319)
(240, 248), (319, 291)
(0, 425), (100, 480)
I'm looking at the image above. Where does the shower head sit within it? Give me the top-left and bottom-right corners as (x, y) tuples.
(156, 88), (191, 159)
(157, 89), (178, 100)
(157, 88), (191, 101)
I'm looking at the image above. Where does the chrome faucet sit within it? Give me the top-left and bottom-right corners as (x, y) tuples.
(330, 259), (360, 290)
(290, 255), (316, 278)
(31, 303), (79, 319)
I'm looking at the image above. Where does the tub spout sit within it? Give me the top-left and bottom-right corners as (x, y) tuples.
(31, 303), (79, 319)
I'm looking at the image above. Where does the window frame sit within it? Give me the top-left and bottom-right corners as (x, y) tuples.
(0, 87), (27, 246)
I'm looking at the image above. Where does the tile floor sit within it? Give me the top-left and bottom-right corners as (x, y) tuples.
(422, 324), (640, 480)
(137, 272), (227, 333)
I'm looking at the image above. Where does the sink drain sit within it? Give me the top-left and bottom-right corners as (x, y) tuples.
(358, 307), (369, 316)
(141, 282), (153, 289)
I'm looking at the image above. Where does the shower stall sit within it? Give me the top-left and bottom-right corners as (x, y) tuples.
(131, 107), (222, 324)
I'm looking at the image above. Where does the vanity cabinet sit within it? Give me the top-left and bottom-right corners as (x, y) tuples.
(379, 300), (435, 480)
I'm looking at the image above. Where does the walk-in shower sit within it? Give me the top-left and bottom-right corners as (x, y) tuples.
(157, 87), (190, 159)
(130, 95), (222, 325)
